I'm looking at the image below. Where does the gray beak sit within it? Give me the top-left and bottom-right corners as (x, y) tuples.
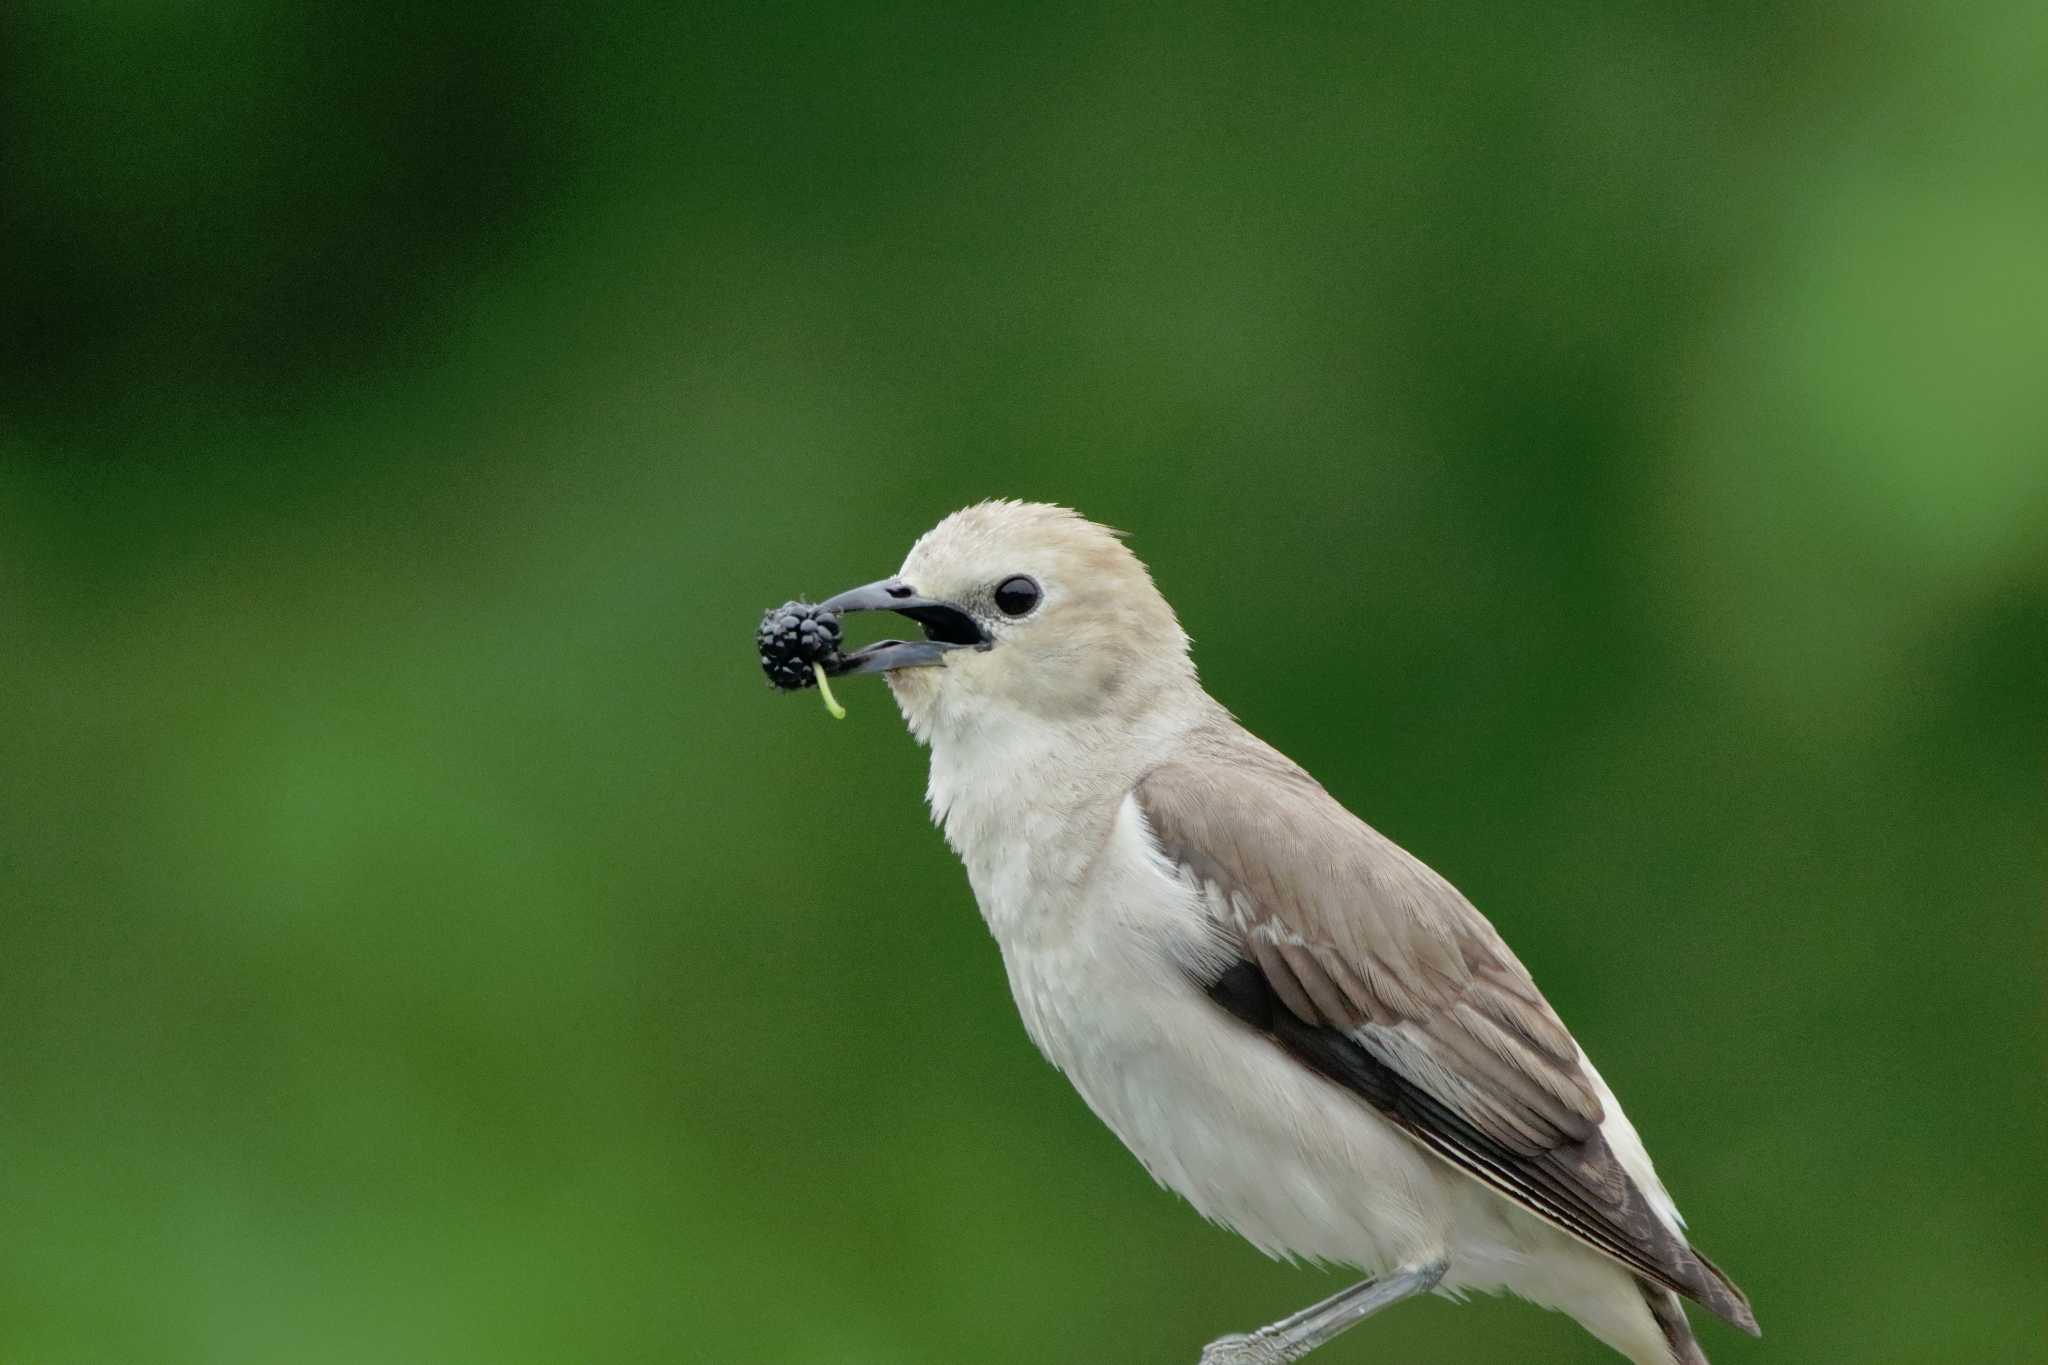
(820, 577), (990, 676)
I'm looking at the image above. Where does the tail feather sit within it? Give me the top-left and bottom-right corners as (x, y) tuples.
(1638, 1279), (1710, 1365)
(1683, 1246), (1760, 1337)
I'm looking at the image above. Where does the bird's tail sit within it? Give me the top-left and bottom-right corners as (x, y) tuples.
(1678, 1245), (1760, 1337)
(1638, 1279), (1709, 1365)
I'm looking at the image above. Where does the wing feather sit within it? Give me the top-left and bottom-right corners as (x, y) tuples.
(1134, 726), (1758, 1336)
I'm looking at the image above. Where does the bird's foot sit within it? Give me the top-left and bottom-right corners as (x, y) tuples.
(1197, 1329), (1299, 1365)
(1192, 1259), (1448, 1363)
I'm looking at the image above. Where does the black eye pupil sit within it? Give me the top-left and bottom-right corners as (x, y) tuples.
(993, 575), (1040, 617)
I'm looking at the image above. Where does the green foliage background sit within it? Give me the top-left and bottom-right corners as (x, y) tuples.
(4, 4), (2044, 1362)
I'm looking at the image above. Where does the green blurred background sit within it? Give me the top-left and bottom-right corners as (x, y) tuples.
(4, 3), (2045, 1362)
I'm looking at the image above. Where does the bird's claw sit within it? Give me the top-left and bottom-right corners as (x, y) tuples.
(1198, 1329), (1298, 1364)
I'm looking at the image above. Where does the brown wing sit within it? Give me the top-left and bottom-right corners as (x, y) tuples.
(1135, 725), (1758, 1336)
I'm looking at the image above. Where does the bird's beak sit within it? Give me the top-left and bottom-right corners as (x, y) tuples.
(819, 577), (991, 676)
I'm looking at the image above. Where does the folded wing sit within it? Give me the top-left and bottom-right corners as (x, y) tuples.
(1134, 727), (1757, 1336)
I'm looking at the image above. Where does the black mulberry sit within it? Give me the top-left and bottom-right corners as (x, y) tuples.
(757, 601), (844, 690)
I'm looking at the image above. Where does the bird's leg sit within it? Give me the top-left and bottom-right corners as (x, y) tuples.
(1196, 1258), (1449, 1365)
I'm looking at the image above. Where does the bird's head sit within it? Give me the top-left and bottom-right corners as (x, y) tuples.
(818, 501), (1195, 742)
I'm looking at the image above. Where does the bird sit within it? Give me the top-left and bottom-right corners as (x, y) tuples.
(803, 500), (1759, 1364)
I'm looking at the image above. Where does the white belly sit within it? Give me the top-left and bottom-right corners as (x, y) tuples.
(1013, 931), (1460, 1271)
(936, 762), (1676, 1361)
(974, 794), (1452, 1272)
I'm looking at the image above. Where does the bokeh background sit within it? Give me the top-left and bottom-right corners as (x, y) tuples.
(4, 3), (2045, 1362)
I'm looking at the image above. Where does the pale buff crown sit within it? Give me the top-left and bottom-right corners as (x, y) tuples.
(884, 500), (1197, 734)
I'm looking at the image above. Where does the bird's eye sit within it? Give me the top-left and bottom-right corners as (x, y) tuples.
(993, 575), (1041, 617)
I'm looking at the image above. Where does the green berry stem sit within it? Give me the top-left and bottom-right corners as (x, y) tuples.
(812, 662), (847, 719)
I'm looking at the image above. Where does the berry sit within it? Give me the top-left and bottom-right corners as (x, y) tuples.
(757, 600), (844, 690)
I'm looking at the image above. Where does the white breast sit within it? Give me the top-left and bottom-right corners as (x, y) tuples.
(952, 790), (1455, 1273)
